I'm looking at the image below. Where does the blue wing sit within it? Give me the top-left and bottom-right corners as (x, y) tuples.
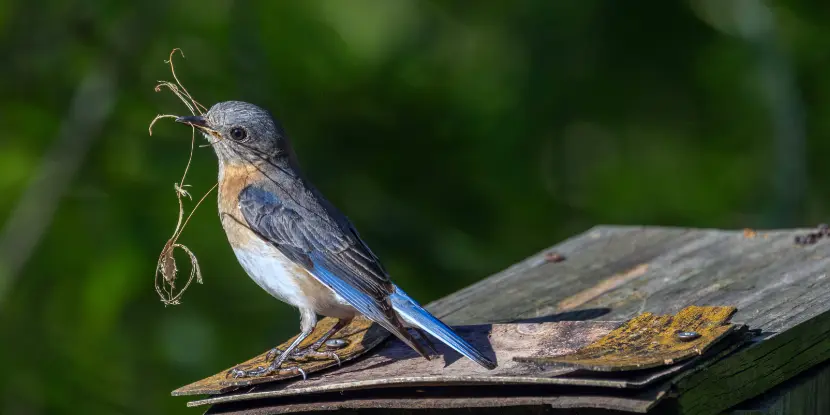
(237, 184), (429, 357)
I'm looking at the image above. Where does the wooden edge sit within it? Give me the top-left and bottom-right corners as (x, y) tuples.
(203, 382), (673, 414)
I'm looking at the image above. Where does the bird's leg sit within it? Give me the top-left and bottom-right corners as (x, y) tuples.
(227, 309), (317, 379)
(284, 317), (352, 366)
(264, 317), (351, 363)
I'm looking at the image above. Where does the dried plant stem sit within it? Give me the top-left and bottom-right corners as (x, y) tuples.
(150, 49), (216, 306)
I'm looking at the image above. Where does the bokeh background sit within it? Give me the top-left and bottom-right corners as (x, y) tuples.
(2, 0), (829, 413)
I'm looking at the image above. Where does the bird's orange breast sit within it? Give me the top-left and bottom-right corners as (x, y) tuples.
(217, 162), (262, 247)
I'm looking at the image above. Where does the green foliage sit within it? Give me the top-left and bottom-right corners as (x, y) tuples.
(0, 0), (826, 413)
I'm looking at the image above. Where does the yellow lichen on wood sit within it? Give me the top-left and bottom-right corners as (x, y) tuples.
(516, 305), (737, 371)
(172, 316), (390, 396)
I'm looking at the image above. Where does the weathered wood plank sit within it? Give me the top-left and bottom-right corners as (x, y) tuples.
(196, 309), (750, 412)
(428, 226), (702, 324)
(676, 310), (830, 414)
(200, 226), (830, 414)
(728, 358), (830, 415)
(519, 306), (738, 371)
(428, 226), (830, 414)
(204, 382), (671, 414)
(428, 226), (830, 333)
(190, 321), (621, 408)
(174, 317), (387, 396)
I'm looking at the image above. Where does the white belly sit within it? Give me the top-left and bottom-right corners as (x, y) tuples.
(232, 236), (356, 318)
(232, 240), (308, 308)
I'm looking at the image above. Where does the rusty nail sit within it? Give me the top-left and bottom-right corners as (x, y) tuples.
(676, 331), (701, 341)
(325, 339), (349, 349)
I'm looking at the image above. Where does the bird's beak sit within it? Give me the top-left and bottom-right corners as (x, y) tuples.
(175, 115), (210, 129)
(175, 115), (220, 140)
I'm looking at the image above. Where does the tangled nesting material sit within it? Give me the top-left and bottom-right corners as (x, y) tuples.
(148, 49), (217, 306)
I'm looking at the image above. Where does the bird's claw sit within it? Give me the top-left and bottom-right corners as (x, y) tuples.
(264, 346), (283, 362)
(226, 365), (266, 378)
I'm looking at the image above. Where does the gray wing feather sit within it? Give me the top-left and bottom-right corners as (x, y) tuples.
(237, 183), (430, 359)
(237, 184), (393, 303)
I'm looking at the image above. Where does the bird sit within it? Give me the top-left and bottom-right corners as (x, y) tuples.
(175, 101), (496, 378)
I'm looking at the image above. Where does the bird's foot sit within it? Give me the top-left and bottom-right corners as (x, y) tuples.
(287, 347), (342, 366)
(225, 343), (340, 379)
(226, 362), (307, 379)
(263, 343), (342, 366)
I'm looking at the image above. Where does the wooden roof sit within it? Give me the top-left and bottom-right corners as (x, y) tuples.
(175, 226), (830, 414)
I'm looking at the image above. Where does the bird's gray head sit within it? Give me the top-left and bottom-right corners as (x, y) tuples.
(175, 101), (292, 167)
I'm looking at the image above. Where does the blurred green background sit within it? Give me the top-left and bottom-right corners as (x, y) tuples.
(1, 0), (829, 413)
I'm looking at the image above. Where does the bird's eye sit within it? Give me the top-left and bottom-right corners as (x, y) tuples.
(229, 127), (247, 141)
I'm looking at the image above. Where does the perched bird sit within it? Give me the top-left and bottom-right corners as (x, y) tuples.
(176, 101), (496, 377)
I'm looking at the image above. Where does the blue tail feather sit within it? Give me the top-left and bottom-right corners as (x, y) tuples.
(308, 257), (430, 357)
(390, 287), (497, 370)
